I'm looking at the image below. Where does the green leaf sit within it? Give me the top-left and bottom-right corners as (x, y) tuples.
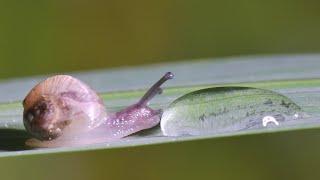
(1, 55), (320, 180)
(0, 55), (320, 157)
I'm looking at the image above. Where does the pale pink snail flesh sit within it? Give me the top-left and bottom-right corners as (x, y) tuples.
(23, 72), (174, 148)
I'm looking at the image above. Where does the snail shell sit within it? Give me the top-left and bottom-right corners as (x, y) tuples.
(23, 75), (107, 141)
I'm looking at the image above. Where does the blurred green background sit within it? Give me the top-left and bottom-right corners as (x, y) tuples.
(2, 1), (320, 180)
(1, 0), (320, 79)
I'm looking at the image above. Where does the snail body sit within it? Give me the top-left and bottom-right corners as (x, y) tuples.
(23, 73), (173, 147)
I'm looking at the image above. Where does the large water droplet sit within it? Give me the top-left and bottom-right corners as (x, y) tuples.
(161, 87), (306, 136)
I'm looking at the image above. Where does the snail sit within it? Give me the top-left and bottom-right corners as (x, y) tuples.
(23, 72), (174, 148)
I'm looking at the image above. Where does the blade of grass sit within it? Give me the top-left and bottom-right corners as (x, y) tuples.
(0, 78), (320, 157)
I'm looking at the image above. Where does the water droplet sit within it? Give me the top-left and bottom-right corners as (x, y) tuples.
(161, 87), (303, 136)
(262, 116), (279, 127)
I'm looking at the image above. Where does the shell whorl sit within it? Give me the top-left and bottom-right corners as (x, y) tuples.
(23, 75), (107, 140)
(23, 75), (103, 108)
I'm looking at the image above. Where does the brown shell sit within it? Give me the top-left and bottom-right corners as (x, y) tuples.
(23, 75), (103, 108)
(23, 75), (107, 140)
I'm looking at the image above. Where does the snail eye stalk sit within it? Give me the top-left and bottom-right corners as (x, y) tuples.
(138, 72), (174, 106)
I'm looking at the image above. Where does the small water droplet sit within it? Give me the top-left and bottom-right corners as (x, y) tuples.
(262, 116), (279, 127)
